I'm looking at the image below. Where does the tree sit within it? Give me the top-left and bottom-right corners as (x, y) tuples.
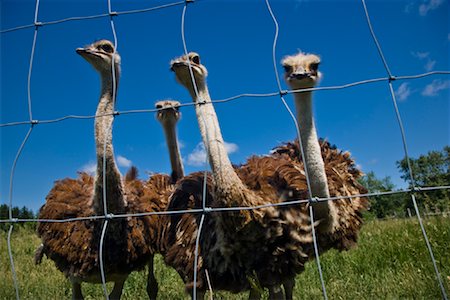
(0, 204), (35, 231)
(397, 146), (450, 213)
(359, 171), (408, 219)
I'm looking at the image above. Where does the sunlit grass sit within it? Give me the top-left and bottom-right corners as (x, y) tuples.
(1, 217), (449, 299)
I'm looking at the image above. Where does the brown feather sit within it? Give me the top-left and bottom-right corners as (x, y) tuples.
(160, 139), (368, 295)
(36, 171), (170, 283)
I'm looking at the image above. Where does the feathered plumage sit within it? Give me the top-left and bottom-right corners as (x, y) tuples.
(162, 51), (369, 299)
(36, 172), (166, 281)
(35, 40), (172, 299)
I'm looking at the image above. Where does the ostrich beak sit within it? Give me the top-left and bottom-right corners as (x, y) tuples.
(170, 61), (187, 72)
(76, 48), (100, 59)
(289, 72), (311, 80)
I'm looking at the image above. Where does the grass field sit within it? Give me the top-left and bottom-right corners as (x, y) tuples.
(1, 217), (449, 299)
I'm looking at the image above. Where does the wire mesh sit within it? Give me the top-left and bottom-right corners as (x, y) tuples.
(0, 0), (449, 299)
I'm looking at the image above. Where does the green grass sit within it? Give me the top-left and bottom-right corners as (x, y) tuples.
(1, 217), (449, 299)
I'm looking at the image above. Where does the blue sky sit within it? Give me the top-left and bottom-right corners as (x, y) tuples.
(1, 0), (449, 213)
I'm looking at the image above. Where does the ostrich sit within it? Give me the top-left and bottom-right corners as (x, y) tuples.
(166, 52), (328, 299)
(167, 52), (368, 299)
(35, 40), (162, 299)
(142, 99), (186, 298)
(274, 51), (368, 250)
(155, 100), (185, 183)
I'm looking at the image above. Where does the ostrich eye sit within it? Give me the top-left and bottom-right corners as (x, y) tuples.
(156, 104), (162, 109)
(100, 44), (114, 53)
(192, 55), (200, 65)
(283, 65), (292, 73)
(310, 63), (320, 71)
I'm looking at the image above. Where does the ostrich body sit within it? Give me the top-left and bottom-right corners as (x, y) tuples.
(165, 52), (325, 299)
(165, 52), (367, 299)
(277, 51), (368, 249)
(36, 40), (162, 299)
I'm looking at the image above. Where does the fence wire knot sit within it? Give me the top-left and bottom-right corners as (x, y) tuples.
(309, 197), (320, 203)
(412, 186), (422, 193)
(105, 213), (114, 220)
(389, 75), (396, 82)
(31, 120), (39, 126)
(109, 11), (118, 17)
(279, 90), (288, 96)
(197, 98), (207, 105)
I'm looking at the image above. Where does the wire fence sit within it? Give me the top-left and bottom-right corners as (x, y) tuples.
(1, 0), (449, 299)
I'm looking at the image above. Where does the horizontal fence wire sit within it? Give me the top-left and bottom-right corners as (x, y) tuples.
(0, 1), (186, 34)
(1, 0), (449, 299)
(1, 71), (450, 129)
(1, 186), (449, 223)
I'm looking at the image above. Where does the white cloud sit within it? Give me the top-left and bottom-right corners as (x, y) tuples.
(422, 79), (450, 97)
(419, 0), (444, 16)
(424, 59), (436, 72)
(80, 161), (96, 175)
(395, 82), (412, 101)
(411, 51), (436, 71)
(178, 140), (185, 149)
(224, 142), (239, 154)
(411, 51), (430, 59)
(186, 141), (239, 167)
(117, 155), (132, 168)
(186, 143), (207, 167)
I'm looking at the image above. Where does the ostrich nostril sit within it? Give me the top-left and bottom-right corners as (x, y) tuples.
(292, 73), (309, 80)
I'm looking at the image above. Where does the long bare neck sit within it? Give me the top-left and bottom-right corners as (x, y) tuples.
(93, 72), (125, 214)
(192, 83), (246, 203)
(161, 120), (184, 183)
(294, 91), (331, 219)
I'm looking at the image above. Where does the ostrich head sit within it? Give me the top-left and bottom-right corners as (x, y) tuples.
(76, 39), (121, 75)
(155, 100), (181, 125)
(170, 52), (208, 93)
(281, 52), (321, 90)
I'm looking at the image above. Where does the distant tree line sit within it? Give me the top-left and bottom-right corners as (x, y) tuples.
(361, 146), (449, 219)
(0, 204), (36, 231)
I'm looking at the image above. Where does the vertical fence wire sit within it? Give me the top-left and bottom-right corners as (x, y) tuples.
(361, 1), (448, 299)
(386, 83), (449, 300)
(99, 219), (110, 299)
(97, 1), (121, 298)
(265, 0), (328, 298)
(6, 0), (41, 298)
(7, 225), (19, 300)
(7, 125), (34, 300)
(180, 1), (211, 298)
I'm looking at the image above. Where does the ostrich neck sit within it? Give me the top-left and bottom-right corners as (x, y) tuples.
(293, 92), (330, 197)
(93, 72), (124, 215)
(294, 92), (331, 218)
(162, 121), (184, 183)
(192, 84), (246, 204)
